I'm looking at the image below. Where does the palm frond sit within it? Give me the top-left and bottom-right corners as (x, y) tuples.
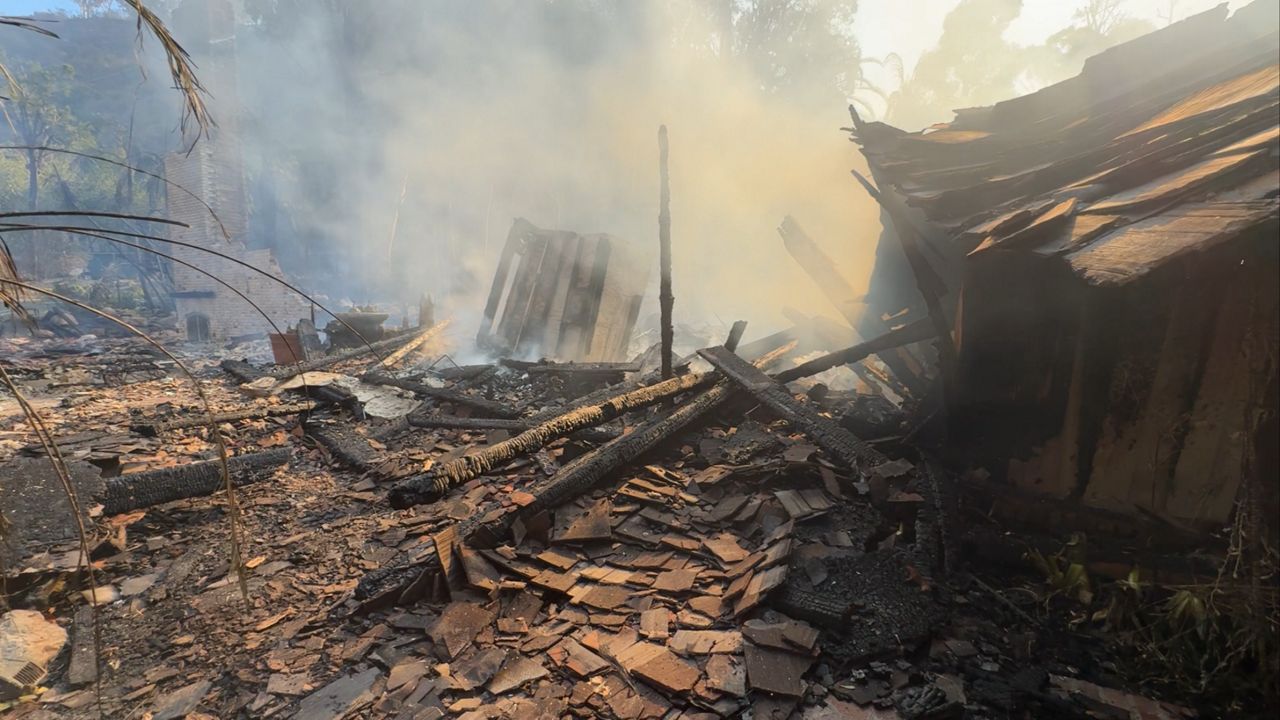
(0, 16), (59, 38)
(122, 0), (213, 141)
(0, 239), (32, 326)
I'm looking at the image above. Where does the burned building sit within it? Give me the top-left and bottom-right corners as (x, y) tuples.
(164, 0), (308, 341)
(850, 1), (1279, 537)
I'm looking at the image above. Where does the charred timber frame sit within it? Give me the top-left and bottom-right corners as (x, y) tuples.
(850, 168), (959, 403)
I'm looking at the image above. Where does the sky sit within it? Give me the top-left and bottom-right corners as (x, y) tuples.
(9, 0), (1247, 81)
(854, 0), (1246, 75)
(6, 0), (77, 12)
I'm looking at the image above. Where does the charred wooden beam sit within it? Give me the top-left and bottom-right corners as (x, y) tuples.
(724, 320), (748, 352)
(774, 317), (935, 384)
(131, 401), (318, 436)
(267, 328), (420, 381)
(499, 359), (639, 376)
(405, 412), (620, 442)
(101, 448), (290, 515)
(361, 372), (518, 418)
(433, 364), (496, 383)
(220, 358), (264, 383)
(526, 361), (640, 376)
(779, 216), (930, 396)
(393, 325), (928, 507)
(699, 345), (888, 470)
(779, 216), (866, 327)
(770, 585), (854, 629)
(392, 325), (927, 508)
(370, 320), (450, 371)
(523, 359), (692, 423)
(305, 422), (378, 472)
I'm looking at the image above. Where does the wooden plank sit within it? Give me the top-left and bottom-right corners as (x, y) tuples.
(743, 642), (813, 697)
(1167, 263), (1275, 524)
(67, 606), (97, 686)
(541, 234), (584, 357)
(553, 235), (599, 360)
(668, 630), (743, 654)
(496, 233), (549, 350)
(516, 233), (570, 356)
(639, 608), (670, 640)
(576, 238), (614, 360)
(724, 320), (748, 352)
(458, 544), (501, 592)
(1068, 197), (1275, 285)
(779, 216), (931, 395)
(554, 499), (613, 544)
(478, 223), (524, 345)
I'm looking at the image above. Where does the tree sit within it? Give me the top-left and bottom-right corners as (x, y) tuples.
(0, 62), (82, 209)
(672, 0), (863, 104)
(882, 0), (1154, 131)
(72, 0), (129, 18)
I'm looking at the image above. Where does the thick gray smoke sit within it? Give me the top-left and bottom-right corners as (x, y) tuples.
(226, 1), (883, 340)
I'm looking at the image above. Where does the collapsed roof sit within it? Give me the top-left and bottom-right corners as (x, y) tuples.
(849, 0), (1278, 286)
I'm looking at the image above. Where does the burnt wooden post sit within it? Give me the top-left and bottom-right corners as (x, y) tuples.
(658, 125), (674, 379)
(724, 320), (748, 352)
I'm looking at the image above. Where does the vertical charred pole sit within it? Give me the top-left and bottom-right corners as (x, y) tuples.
(658, 125), (674, 379)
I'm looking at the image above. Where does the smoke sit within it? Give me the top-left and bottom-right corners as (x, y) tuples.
(226, 1), (882, 343)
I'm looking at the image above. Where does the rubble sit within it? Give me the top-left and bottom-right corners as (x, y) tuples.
(0, 610), (67, 700)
